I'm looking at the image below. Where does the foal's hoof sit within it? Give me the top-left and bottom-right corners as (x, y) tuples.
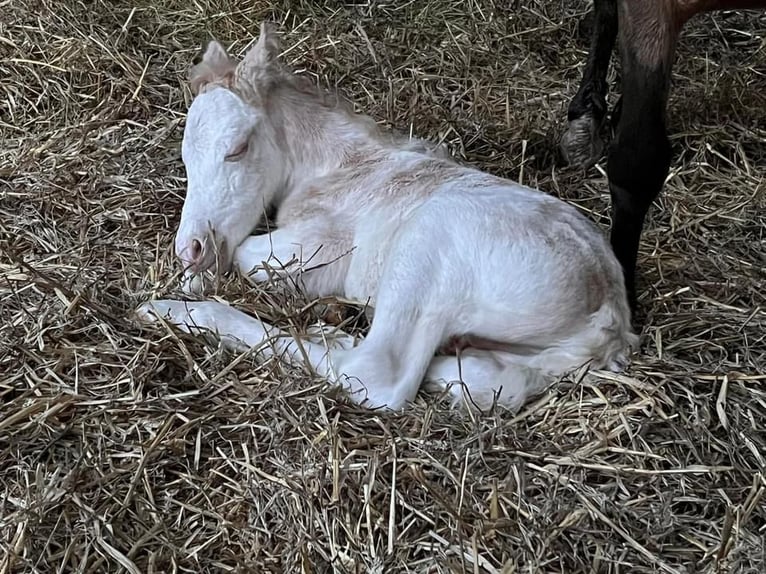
(605, 353), (631, 373)
(339, 380), (404, 411)
(134, 300), (215, 334)
(135, 301), (162, 324)
(134, 300), (192, 325)
(560, 113), (604, 168)
(181, 271), (214, 295)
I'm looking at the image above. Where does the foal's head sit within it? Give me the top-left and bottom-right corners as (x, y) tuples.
(176, 23), (286, 276)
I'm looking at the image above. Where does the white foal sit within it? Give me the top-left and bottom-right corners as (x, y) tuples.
(138, 23), (638, 411)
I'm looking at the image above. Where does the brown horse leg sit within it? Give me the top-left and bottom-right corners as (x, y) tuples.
(561, 0), (618, 168)
(607, 1), (685, 317)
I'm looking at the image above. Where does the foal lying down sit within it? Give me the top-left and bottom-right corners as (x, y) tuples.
(137, 23), (638, 411)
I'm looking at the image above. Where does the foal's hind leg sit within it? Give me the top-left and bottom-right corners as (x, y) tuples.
(329, 294), (446, 410)
(561, 0), (618, 167)
(607, 1), (679, 314)
(424, 353), (546, 412)
(328, 228), (453, 410)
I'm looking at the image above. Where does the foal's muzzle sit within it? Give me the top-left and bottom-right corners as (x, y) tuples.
(175, 231), (228, 275)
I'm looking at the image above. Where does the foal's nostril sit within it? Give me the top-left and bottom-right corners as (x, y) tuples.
(190, 238), (203, 262)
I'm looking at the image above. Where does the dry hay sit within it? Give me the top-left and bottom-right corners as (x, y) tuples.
(1, 0), (765, 572)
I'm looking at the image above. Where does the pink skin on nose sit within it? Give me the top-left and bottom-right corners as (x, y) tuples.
(175, 230), (231, 276)
(175, 235), (206, 273)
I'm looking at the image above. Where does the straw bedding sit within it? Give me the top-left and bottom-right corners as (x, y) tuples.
(1, 1), (765, 572)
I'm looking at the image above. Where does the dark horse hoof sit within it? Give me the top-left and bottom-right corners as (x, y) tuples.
(560, 112), (604, 168)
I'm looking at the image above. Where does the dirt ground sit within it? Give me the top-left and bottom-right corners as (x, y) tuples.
(1, 1), (765, 572)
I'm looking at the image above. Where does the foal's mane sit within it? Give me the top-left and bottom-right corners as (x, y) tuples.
(263, 66), (384, 136)
(192, 40), (448, 158)
(256, 68), (449, 157)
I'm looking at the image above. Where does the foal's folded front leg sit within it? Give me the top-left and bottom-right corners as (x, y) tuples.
(181, 229), (312, 294)
(136, 300), (353, 377)
(233, 229), (319, 285)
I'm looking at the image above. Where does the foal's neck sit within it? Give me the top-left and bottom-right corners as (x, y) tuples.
(270, 86), (384, 191)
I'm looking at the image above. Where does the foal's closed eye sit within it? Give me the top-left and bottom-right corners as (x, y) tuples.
(224, 140), (249, 162)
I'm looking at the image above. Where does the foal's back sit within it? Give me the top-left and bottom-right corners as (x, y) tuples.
(280, 142), (630, 339)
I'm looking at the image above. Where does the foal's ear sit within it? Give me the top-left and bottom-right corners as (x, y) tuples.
(189, 40), (235, 95)
(236, 22), (280, 94)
